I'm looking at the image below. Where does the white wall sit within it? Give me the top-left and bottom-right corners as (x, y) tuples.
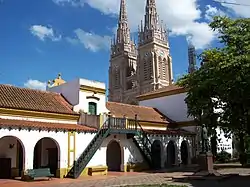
(0, 128), (68, 170)
(139, 92), (193, 122)
(48, 79), (80, 106)
(47, 78), (108, 115)
(75, 133), (144, 169)
(74, 90), (107, 115)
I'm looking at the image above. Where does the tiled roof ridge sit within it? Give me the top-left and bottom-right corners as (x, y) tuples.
(0, 84), (60, 95)
(0, 118), (97, 132)
(0, 83), (76, 115)
(107, 101), (154, 109)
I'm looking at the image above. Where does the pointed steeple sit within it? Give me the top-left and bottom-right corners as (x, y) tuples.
(138, 0), (168, 45)
(144, 0), (158, 30)
(116, 0), (130, 44)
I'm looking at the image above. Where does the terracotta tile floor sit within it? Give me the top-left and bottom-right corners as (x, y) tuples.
(0, 172), (149, 187)
(1, 168), (250, 187)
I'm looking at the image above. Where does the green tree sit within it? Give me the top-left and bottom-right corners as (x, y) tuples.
(177, 16), (250, 163)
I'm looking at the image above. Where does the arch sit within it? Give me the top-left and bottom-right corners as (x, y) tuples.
(0, 136), (25, 179)
(151, 140), (163, 169)
(33, 137), (60, 176)
(180, 140), (189, 165)
(106, 140), (122, 171)
(166, 140), (176, 167)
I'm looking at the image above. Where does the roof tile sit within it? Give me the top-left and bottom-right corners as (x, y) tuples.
(106, 101), (171, 123)
(0, 118), (96, 132)
(0, 84), (76, 115)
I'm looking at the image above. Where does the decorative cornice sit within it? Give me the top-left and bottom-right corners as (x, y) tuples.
(0, 108), (79, 121)
(86, 95), (100, 101)
(137, 87), (187, 101)
(80, 85), (106, 95)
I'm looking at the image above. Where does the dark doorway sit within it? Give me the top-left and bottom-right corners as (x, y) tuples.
(151, 140), (162, 169)
(0, 136), (25, 179)
(33, 138), (59, 176)
(181, 141), (189, 165)
(166, 141), (176, 167)
(106, 141), (121, 171)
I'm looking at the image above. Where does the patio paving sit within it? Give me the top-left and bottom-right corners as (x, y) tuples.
(0, 167), (250, 187)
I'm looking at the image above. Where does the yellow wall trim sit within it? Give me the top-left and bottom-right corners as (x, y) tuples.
(80, 85), (106, 95)
(137, 87), (187, 101)
(68, 132), (76, 168)
(0, 108), (79, 121)
(139, 121), (168, 128)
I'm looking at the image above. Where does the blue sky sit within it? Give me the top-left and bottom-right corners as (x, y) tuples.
(0, 0), (249, 90)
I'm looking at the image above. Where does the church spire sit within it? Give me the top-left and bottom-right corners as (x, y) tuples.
(138, 0), (168, 45)
(144, 0), (158, 30)
(116, 0), (130, 44)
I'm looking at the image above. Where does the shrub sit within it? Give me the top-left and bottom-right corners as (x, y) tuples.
(216, 151), (231, 163)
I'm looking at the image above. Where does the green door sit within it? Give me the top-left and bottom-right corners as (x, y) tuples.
(88, 102), (97, 115)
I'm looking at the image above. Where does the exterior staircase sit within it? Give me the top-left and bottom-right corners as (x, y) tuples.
(132, 121), (153, 168)
(66, 120), (110, 178)
(66, 116), (153, 179)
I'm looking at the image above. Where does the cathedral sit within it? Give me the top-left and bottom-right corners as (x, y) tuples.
(108, 0), (173, 104)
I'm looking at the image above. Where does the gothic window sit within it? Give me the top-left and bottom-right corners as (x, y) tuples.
(162, 58), (168, 80)
(114, 66), (120, 89)
(149, 60), (153, 79)
(143, 58), (148, 81)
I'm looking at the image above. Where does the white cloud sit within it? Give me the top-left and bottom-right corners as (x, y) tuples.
(30, 25), (61, 41)
(24, 79), (47, 90)
(218, 0), (250, 17)
(67, 29), (111, 52)
(52, 0), (84, 6)
(205, 5), (226, 21)
(80, 0), (216, 49)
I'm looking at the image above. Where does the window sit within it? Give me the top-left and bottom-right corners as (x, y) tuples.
(88, 102), (97, 115)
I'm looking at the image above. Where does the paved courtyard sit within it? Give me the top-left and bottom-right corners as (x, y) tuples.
(1, 167), (250, 187)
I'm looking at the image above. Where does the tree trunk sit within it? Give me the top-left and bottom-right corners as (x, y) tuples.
(239, 134), (246, 165)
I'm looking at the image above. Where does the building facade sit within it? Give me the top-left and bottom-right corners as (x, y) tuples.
(137, 85), (234, 157)
(0, 75), (195, 180)
(108, 0), (173, 104)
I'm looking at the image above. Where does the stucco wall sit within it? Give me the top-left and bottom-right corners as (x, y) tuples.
(148, 134), (194, 167)
(74, 90), (107, 115)
(48, 79), (80, 106)
(75, 133), (144, 169)
(139, 92), (193, 122)
(47, 78), (108, 114)
(0, 128), (68, 170)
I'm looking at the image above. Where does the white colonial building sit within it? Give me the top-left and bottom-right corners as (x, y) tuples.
(137, 85), (234, 156)
(0, 74), (195, 180)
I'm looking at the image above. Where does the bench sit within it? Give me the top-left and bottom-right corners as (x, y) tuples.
(88, 166), (107, 176)
(26, 168), (54, 180)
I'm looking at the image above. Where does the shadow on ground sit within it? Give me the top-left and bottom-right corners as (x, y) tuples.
(173, 175), (250, 187)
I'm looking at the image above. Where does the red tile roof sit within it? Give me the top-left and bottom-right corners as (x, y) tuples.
(106, 101), (173, 123)
(0, 84), (77, 115)
(0, 118), (96, 132)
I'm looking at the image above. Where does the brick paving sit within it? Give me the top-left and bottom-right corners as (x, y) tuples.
(1, 168), (250, 187)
